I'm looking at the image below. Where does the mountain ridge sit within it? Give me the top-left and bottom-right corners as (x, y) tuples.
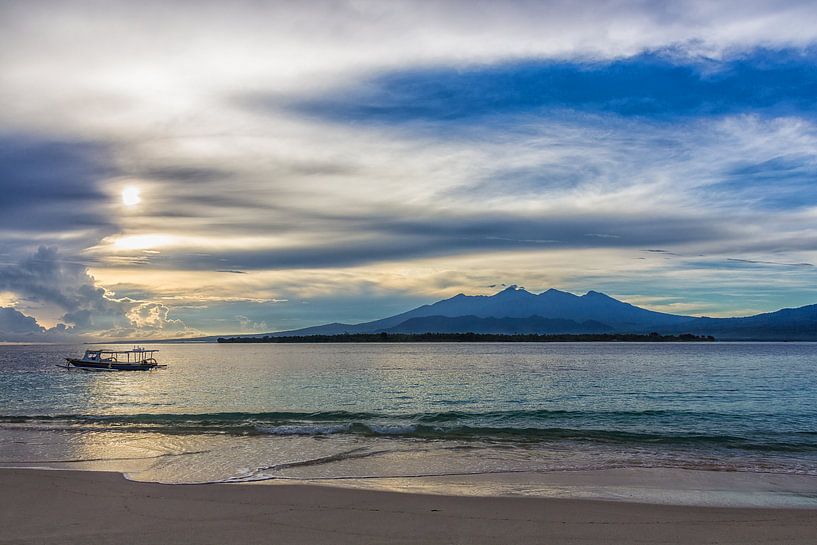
(196, 286), (817, 341)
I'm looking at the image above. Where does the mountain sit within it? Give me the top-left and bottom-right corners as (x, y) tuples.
(258, 286), (687, 337)
(384, 315), (614, 335)
(388, 286), (689, 329)
(659, 304), (817, 340)
(196, 286), (817, 341)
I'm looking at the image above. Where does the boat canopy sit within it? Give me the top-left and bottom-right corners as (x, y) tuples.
(82, 348), (159, 363)
(84, 348), (159, 355)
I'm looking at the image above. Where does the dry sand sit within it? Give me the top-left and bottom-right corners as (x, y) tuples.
(2, 468), (816, 545)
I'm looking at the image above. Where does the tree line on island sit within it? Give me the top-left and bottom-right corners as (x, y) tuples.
(217, 332), (716, 343)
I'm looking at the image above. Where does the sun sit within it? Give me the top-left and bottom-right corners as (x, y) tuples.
(122, 186), (141, 207)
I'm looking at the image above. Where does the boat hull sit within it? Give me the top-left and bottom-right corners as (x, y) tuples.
(65, 358), (160, 371)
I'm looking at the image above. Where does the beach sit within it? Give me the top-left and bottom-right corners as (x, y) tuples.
(2, 468), (817, 545)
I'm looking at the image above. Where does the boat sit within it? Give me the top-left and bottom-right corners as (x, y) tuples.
(60, 347), (166, 371)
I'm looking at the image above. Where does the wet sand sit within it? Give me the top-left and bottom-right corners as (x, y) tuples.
(2, 468), (817, 544)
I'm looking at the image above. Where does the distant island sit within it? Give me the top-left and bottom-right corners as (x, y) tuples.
(177, 285), (817, 344)
(217, 332), (716, 343)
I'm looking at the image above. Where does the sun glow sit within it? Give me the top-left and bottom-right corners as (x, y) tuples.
(113, 234), (175, 251)
(122, 186), (141, 207)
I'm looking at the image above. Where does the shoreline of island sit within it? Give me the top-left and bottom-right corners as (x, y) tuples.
(216, 332), (716, 343)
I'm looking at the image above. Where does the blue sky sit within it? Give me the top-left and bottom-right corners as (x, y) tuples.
(1, 1), (817, 340)
(293, 48), (817, 122)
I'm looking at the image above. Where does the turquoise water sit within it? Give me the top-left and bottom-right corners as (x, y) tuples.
(1, 342), (816, 485)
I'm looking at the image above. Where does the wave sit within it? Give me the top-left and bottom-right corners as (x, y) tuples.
(0, 450), (211, 465)
(0, 408), (769, 425)
(2, 410), (816, 452)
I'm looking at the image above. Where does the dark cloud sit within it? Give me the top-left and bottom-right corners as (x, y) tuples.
(141, 165), (229, 182)
(124, 158), (358, 223)
(0, 306), (75, 342)
(727, 258), (814, 267)
(0, 246), (194, 339)
(0, 134), (117, 255)
(0, 135), (114, 225)
(0, 307), (44, 336)
(119, 211), (732, 271)
(448, 160), (601, 198)
(643, 249), (680, 255)
(0, 246), (107, 313)
(709, 155), (817, 210)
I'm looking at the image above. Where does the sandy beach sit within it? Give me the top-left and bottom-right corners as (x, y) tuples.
(2, 469), (816, 545)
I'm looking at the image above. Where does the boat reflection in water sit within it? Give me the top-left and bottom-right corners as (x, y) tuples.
(60, 348), (166, 371)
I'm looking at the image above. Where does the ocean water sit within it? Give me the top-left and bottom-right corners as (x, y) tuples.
(2, 342), (817, 495)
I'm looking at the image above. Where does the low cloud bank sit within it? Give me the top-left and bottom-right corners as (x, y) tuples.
(0, 247), (197, 341)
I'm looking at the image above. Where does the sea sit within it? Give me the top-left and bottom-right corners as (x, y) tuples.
(2, 342), (817, 503)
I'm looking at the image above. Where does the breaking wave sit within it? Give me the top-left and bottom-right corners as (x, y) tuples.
(3, 409), (817, 452)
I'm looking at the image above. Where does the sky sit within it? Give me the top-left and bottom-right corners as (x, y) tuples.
(2, 0), (817, 341)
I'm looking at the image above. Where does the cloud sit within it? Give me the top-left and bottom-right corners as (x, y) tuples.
(87, 211), (732, 271)
(644, 249), (679, 255)
(727, 258), (814, 267)
(0, 306), (78, 342)
(0, 247), (197, 340)
(235, 314), (269, 332)
(0, 307), (45, 339)
(0, 135), (117, 255)
(710, 154), (817, 209)
(76, 111), (817, 274)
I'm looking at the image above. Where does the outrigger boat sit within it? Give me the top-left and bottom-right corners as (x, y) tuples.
(59, 348), (166, 371)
